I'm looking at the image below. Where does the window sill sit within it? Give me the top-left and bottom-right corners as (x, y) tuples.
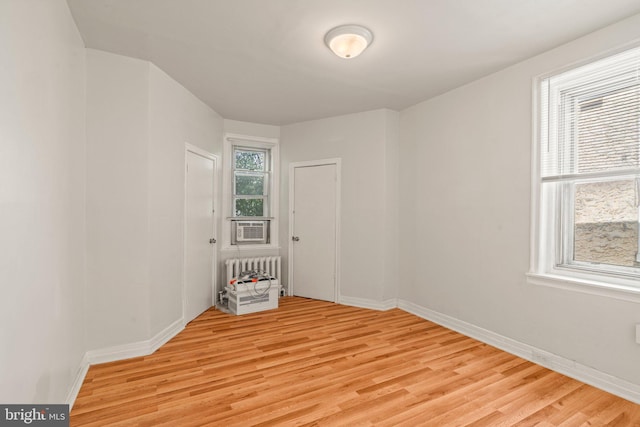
(526, 271), (640, 303)
(221, 244), (281, 252)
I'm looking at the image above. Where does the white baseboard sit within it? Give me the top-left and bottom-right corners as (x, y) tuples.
(66, 317), (185, 409)
(65, 352), (90, 410)
(149, 318), (185, 355)
(339, 295), (397, 311)
(86, 317), (184, 365)
(397, 299), (640, 405)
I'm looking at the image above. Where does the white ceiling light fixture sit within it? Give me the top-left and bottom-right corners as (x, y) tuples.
(324, 24), (373, 59)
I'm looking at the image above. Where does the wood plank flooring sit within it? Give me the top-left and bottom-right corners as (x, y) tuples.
(71, 297), (640, 426)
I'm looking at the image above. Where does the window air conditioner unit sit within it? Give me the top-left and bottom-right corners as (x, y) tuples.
(236, 221), (266, 242)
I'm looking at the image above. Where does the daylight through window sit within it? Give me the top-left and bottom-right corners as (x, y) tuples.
(535, 45), (640, 289)
(224, 136), (279, 248)
(233, 147), (269, 218)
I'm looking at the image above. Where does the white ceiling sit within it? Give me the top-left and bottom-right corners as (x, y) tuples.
(67, 0), (640, 125)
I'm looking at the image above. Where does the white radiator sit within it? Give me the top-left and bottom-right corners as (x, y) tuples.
(225, 256), (281, 284)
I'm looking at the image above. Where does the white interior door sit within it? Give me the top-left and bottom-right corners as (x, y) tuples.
(185, 149), (216, 324)
(291, 162), (338, 302)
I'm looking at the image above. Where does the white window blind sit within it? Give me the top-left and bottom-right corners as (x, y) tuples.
(541, 45), (640, 182)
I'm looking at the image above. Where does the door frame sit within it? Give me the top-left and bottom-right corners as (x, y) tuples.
(183, 143), (220, 325)
(288, 158), (342, 302)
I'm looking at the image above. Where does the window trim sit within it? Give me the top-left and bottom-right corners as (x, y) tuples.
(221, 133), (279, 251)
(232, 145), (270, 217)
(528, 44), (640, 303)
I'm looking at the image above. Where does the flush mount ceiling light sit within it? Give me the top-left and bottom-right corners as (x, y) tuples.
(324, 24), (373, 59)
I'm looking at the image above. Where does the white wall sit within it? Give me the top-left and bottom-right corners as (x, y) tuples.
(223, 119), (280, 139)
(148, 64), (223, 335)
(399, 14), (640, 387)
(382, 111), (400, 302)
(85, 50), (151, 349)
(280, 109), (399, 304)
(0, 0), (87, 403)
(86, 50), (223, 349)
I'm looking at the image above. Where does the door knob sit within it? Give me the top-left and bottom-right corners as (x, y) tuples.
(209, 238), (216, 244)
(292, 236), (300, 242)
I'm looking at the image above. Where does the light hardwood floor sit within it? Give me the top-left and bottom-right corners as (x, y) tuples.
(71, 297), (640, 426)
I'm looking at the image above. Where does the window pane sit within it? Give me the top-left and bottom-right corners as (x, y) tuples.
(235, 173), (264, 196)
(541, 45), (640, 180)
(235, 198), (264, 217)
(577, 86), (640, 175)
(235, 149), (265, 171)
(573, 179), (638, 268)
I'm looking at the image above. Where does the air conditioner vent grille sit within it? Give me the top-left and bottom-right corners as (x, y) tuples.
(236, 221), (266, 242)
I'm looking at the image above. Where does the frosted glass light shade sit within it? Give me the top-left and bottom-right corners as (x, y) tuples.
(324, 25), (373, 59)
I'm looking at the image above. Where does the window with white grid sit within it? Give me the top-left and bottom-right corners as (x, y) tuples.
(530, 45), (640, 297)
